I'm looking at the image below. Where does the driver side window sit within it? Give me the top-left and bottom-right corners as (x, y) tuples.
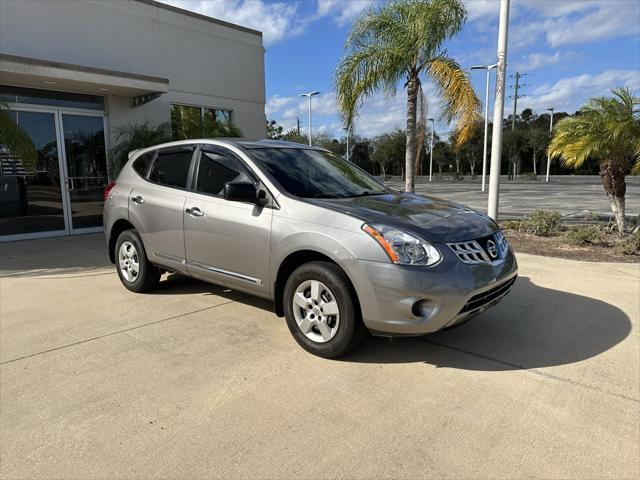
(195, 149), (252, 197)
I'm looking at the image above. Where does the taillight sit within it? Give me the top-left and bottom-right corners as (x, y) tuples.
(103, 181), (116, 201)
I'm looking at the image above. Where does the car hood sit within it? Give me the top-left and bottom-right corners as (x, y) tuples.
(309, 192), (497, 242)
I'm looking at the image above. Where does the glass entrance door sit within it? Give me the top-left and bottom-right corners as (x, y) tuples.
(0, 107), (108, 240)
(60, 114), (107, 231)
(0, 110), (66, 237)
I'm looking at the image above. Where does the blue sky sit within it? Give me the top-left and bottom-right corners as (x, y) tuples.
(163, 0), (640, 139)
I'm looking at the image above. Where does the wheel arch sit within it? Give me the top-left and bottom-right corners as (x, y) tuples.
(108, 218), (136, 263)
(273, 249), (362, 319)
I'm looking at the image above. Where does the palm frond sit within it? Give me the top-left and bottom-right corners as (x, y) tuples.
(428, 54), (481, 146)
(335, 43), (406, 127)
(549, 87), (639, 171)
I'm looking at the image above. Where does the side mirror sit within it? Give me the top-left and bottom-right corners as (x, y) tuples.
(224, 181), (264, 205)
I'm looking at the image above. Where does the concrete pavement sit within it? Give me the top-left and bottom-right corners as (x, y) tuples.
(1, 234), (638, 479)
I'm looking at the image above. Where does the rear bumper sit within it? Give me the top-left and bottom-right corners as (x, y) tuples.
(345, 246), (518, 336)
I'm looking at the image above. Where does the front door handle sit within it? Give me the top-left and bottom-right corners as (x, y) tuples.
(186, 206), (204, 217)
(131, 195), (145, 205)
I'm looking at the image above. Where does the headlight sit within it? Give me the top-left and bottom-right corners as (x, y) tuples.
(362, 223), (441, 266)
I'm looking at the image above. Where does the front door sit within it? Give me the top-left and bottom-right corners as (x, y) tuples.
(184, 146), (272, 296)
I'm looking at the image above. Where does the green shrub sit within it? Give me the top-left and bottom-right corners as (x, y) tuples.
(617, 232), (640, 256)
(502, 220), (522, 231)
(567, 225), (603, 245)
(520, 210), (562, 236)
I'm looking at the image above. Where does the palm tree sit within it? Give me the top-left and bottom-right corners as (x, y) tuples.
(548, 87), (640, 233)
(334, 0), (480, 192)
(0, 102), (37, 171)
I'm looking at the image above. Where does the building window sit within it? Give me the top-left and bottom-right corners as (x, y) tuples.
(0, 85), (104, 110)
(170, 104), (238, 140)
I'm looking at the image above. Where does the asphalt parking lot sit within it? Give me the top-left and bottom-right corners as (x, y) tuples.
(385, 178), (640, 219)
(1, 234), (638, 479)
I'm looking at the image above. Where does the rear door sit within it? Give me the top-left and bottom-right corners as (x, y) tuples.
(183, 145), (272, 296)
(128, 145), (196, 273)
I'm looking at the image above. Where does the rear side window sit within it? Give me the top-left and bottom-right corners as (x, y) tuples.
(195, 149), (252, 197)
(148, 147), (193, 189)
(132, 152), (154, 177)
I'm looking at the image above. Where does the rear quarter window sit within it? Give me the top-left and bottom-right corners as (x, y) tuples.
(148, 147), (194, 189)
(132, 152), (155, 178)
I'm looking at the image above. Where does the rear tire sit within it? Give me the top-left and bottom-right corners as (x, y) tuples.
(115, 229), (160, 293)
(283, 261), (366, 358)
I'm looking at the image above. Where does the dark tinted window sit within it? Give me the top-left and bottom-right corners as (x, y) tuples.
(0, 85), (104, 110)
(196, 150), (251, 196)
(148, 148), (193, 188)
(132, 152), (154, 177)
(249, 148), (388, 198)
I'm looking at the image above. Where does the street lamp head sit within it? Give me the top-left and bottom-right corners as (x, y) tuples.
(300, 91), (320, 97)
(471, 64), (498, 71)
(546, 107), (554, 112)
(428, 118), (434, 122)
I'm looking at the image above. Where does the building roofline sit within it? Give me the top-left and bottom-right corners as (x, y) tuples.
(0, 53), (170, 86)
(135, 0), (263, 37)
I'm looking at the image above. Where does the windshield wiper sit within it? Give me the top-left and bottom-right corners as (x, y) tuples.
(308, 192), (346, 198)
(344, 191), (386, 198)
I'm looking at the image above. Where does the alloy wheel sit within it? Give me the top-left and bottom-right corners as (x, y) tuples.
(292, 280), (340, 343)
(118, 240), (140, 282)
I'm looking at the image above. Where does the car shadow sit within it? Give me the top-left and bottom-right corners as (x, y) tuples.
(341, 276), (632, 371)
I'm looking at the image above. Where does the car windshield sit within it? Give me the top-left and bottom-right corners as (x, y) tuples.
(248, 148), (389, 199)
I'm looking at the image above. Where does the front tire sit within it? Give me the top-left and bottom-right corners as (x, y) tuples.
(283, 261), (366, 358)
(115, 229), (160, 293)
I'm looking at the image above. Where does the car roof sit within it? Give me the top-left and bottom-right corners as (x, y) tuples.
(225, 139), (322, 150)
(128, 139), (327, 160)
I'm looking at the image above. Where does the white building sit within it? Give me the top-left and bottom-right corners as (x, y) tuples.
(0, 0), (266, 240)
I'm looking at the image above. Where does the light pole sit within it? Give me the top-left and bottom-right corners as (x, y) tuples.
(344, 126), (350, 162)
(428, 118), (435, 182)
(487, 0), (510, 221)
(545, 107), (554, 182)
(300, 91), (320, 145)
(471, 64), (497, 192)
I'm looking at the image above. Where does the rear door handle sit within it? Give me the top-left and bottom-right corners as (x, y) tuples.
(131, 195), (145, 205)
(186, 206), (204, 217)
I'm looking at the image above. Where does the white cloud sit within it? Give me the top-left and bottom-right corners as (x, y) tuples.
(316, 0), (375, 26)
(161, 0), (377, 46)
(514, 50), (581, 71)
(544, 1), (640, 47)
(519, 69), (640, 113)
(161, 0), (301, 46)
(265, 95), (297, 116)
(464, 0), (500, 21)
(467, 0), (640, 50)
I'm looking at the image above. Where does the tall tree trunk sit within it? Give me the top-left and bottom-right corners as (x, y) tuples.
(405, 74), (419, 193)
(600, 159), (627, 233)
(532, 148), (537, 175)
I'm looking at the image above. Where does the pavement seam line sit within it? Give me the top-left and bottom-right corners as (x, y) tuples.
(420, 338), (640, 404)
(0, 295), (250, 366)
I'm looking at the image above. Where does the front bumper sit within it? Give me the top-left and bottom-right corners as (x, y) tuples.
(345, 245), (518, 336)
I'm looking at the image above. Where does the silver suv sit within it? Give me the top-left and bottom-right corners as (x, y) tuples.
(104, 139), (517, 358)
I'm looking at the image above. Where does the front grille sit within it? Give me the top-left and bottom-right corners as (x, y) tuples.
(448, 230), (509, 265)
(460, 275), (517, 314)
